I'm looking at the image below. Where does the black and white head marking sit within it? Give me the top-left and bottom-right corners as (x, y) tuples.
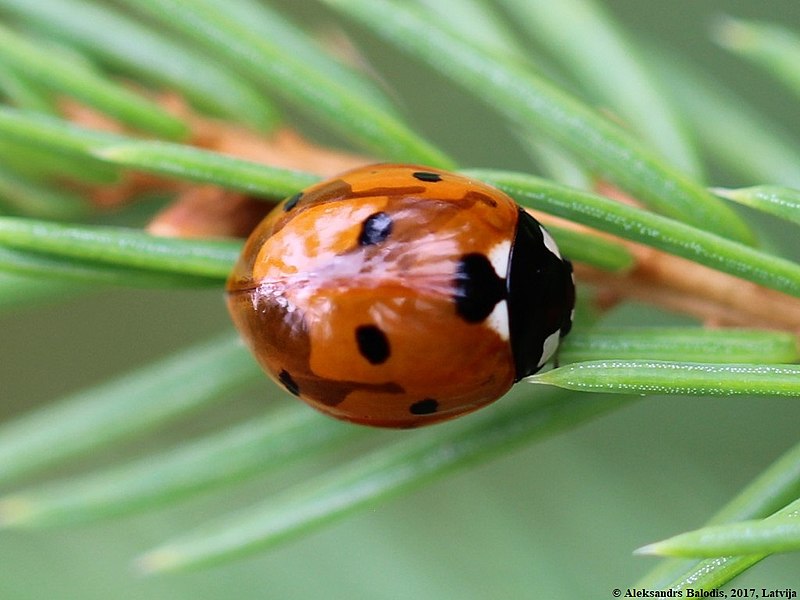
(506, 210), (575, 380)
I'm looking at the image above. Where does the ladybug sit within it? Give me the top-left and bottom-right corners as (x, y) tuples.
(226, 164), (575, 428)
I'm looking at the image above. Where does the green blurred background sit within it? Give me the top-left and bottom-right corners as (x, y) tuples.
(1, 0), (799, 598)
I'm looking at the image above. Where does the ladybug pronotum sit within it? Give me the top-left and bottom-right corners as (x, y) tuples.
(227, 164), (575, 428)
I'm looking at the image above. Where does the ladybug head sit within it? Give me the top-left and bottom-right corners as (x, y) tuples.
(506, 210), (576, 380)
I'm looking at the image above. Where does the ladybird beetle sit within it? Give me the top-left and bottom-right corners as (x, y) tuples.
(226, 164), (575, 428)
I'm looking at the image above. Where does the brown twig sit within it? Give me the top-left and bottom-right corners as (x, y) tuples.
(147, 99), (370, 238)
(576, 246), (800, 334)
(61, 95), (369, 236)
(535, 183), (800, 337)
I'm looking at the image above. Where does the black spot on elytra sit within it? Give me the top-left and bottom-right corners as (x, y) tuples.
(453, 253), (507, 323)
(409, 398), (439, 415)
(238, 284), (405, 410)
(412, 171), (442, 182)
(283, 192), (302, 211)
(358, 211), (393, 246)
(278, 370), (300, 396)
(355, 325), (390, 364)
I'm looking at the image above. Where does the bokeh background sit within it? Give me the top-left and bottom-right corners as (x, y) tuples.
(1, 0), (799, 597)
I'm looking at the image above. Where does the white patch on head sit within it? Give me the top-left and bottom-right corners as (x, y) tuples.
(539, 226), (561, 259)
(537, 330), (561, 367)
(486, 299), (509, 341)
(487, 240), (511, 279)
